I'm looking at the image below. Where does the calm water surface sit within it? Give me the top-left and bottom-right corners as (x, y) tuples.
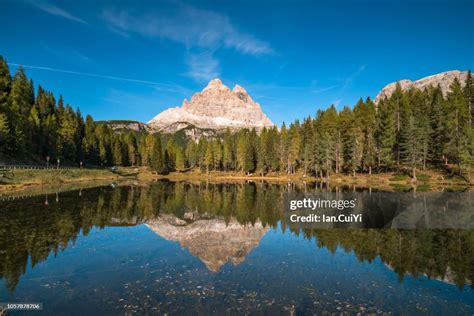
(0, 181), (473, 315)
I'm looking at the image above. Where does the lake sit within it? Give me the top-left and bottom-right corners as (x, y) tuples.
(0, 181), (473, 315)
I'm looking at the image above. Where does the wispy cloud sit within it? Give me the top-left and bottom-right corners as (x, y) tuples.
(341, 65), (366, 91)
(331, 65), (367, 107)
(310, 85), (338, 94)
(101, 3), (274, 83)
(7, 62), (187, 92)
(102, 5), (273, 56)
(42, 45), (95, 66)
(185, 52), (220, 82)
(30, 1), (87, 24)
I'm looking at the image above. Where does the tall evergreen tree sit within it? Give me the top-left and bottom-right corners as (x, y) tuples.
(222, 128), (234, 171)
(444, 78), (469, 168)
(112, 138), (123, 165)
(150, 134), (164, 173)
(175, 146), (186, 172)
(429, 86), (445, 165)
(237, 131), (254, 174)
(8, 66), (33, 154)
(376, 99), (396, 169)
(287, 122), (301, 174)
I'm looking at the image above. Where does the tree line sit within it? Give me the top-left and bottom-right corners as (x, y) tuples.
(180, 72), (473, 180)
(0, 56), (472, 179)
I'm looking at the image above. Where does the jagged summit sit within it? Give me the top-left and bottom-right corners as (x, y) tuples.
(374, 70), (469, 104)
(148, 79), (274, 132)
(202, 78), (228, 92)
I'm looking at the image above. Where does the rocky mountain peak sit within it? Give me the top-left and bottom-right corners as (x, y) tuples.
(232, 84), (246, 94)
(148, 79), (274, 132)
(374, 70), (469, 104)
(203, 78), (228, 92)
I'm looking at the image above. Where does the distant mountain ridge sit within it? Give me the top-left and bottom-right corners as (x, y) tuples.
(374, 70), (469, 104)
(102, 71), (470, 138)
(147, 79), (274, 132)
(95, 120), (147, 132)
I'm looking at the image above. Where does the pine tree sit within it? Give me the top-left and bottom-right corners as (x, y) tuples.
(300, 117), (314, 176)
(27, 104), (40, 153)
(388, 84), (404, 169)
(340, 106), (354, 173)
(143, 134), (155, 166)
(150, 134), (164, 173)
(9, 66), (32, 154)
(237, 131), (254, 174)
(0, 113), (10, 152)
(222, 128), (234, 171)
(185, 141), (198, 168)
(287, 123), (301, 174)
(165, 140), (176, 170)
(112, 138), (123, 165)
(0, 56), (11, 114)
(428, 86), (445, 165)
(81, 115), (97, 164)
(321, 105), (339, 176)
(175, 146), (186, 172)
(361, 98), (377, 174)
(376, 99), (396, 169)
(125, 132), (138, 166)
(279, 123), (288, 173)
(312, 113), (325, 177)
(212, 140), (222, 170)
(204, 141), (214, 172)
(57, 105), (77, 161)
(401, 115), (422, 179)
(0, 57), (11, 153)
(256, 128), (268, 175)
(74, 108), (85, 162)
(346, 131), (361, 177)
(340, 106), (362, 176)
(268, 126), (280, 171)
(464, 71), (473, 128)
(444, 78), (469, 169)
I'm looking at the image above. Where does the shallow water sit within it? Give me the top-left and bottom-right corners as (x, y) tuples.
(0, 182), (473, 315)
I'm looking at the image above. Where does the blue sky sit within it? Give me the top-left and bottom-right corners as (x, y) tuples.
(0, 0), (473, 126)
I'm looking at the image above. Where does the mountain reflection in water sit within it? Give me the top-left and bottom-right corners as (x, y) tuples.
(0, 181), (473, 314)
(146, 214), (268, 272)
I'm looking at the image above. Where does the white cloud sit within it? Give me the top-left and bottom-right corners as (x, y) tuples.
(31, 1), (87, 24)
(102, 5), (273, 56)
(102, 3), (274, 83)
(185, 52), (221, 83)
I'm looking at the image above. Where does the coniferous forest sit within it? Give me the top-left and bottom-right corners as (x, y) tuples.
(0, 56), (472, 181)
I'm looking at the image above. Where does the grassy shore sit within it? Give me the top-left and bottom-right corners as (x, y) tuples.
(0, 166), (471, 195)
(0, 168), (125, 194)
(157, 168), (468, 183)
(155, 168), (471, 191)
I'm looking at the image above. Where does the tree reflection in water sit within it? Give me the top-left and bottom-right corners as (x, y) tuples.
(0, 181), (473, 292)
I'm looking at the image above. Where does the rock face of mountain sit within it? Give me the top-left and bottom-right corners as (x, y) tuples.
(96, 120), (148, 132)
(148, 79), (274, 132)
(146, 213), (268, 272)
(374, 70), (469, 104)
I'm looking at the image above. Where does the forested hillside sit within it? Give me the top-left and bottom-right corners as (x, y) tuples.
(0, 56), (472, 180)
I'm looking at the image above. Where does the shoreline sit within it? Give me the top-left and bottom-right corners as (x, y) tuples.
(1, 167), (470, 196)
